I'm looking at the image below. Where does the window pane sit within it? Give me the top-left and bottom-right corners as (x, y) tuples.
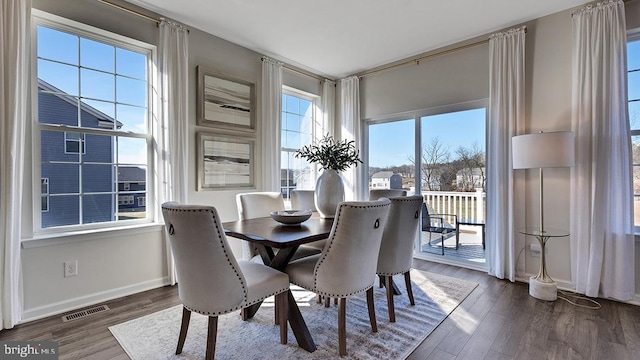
(629, 40), (640, 72)
(44, 195), (79, 227)
(629, 71), (640, 101)
(41, 130), (79, 163)
(116, 48), (147, 79)
(119, 192), (146, 220)
(630, 101), (640, 130)
(37, 91), (80, 125)
(299, 99), (312, 117)
(83, 194), (115, 224)
(80, 38), (114, 72)
(81, 68), (114, 101)
(44, 163), (79, 194)
(369, 119), (415, 191)
(421, 109), (486, 192)
(37, 26), (78, 65)
(116, 76), (146, 106)
(116, 104), (146, 133)
(38, 59), (78, 96)
(285, 94), (298, 114)
(117, 137), (147, 164)
(84, 99), (115, 121)
(286, 113), (300, 132)
(83, 164), (115, 192)
(84, 134), (112, 163)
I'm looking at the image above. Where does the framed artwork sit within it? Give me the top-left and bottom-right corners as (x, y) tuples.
(197, 66), (255, 131)
(197, 132), (255, 190)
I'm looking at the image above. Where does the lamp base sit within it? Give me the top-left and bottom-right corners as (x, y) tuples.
(529, 276), (557, 301)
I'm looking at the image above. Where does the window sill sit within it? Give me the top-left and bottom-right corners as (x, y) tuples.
(21, 223), (165, 249)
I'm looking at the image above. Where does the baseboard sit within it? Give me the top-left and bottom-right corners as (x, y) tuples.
(21, 277), (171, 323)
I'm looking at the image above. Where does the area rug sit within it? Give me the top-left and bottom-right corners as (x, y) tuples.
(109, 270), (477, 360)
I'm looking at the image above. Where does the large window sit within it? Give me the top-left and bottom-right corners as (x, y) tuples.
(34, 12), (153, 231)
(629, 34), (640, 229)
(280, 89), (318, 200)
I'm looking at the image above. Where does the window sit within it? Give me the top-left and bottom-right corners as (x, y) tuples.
(64, 132), (85, 154)
(41, 178), (49, 212)
(34, 11), (153, 231)
(628, 32), (640, 229)
(280, 89), (319, 200)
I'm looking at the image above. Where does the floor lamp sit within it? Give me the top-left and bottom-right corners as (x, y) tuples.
(512, 131), (575, 300)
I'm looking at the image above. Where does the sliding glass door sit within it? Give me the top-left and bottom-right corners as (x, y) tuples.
(366, 104), (487, 269)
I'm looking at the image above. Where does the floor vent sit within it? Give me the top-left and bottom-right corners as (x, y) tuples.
(62, 304), (110, 322)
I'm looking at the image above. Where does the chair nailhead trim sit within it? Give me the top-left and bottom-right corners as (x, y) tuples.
(163, 205), (288, 316)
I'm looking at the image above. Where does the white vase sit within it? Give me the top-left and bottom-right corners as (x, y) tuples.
(314, 169), (345, 219)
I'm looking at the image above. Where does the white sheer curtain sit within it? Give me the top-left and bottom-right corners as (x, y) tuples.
(321, 79), (336, 138)
(339, 76), (364, 200)
(0, 0), (30, 330)
(261, 57), (283, 191)
(158, 19), (189, 285)
(570, 0), (634, 300)
(486, 26), (526, 281)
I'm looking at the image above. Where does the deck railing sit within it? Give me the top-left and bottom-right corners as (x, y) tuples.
(421, 189), (485, 221)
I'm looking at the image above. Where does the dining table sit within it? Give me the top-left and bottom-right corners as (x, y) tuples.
(223, 215), (334, 353)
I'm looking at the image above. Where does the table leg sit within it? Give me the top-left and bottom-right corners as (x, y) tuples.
(287, 290), (317, 352)
(246, 244), (316, 352)
(379, 276), (401, 295)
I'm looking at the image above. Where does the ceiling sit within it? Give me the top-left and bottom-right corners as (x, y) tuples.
(125, 0), (592, 79)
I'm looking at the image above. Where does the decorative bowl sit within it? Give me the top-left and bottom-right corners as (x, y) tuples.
(270, 209), (313, 225)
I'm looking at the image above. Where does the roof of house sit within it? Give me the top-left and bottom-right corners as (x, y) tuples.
(118, 166), (146, 182)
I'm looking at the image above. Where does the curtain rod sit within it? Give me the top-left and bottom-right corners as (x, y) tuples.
(96, 0), (160, 24)
(358, 27), (527, 79)
(261, 57), (329, 83)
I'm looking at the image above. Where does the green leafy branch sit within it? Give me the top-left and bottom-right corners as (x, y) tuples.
(294, 135), (363, 172)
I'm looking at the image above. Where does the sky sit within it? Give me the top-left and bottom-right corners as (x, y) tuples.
(368, 108), (486, 169)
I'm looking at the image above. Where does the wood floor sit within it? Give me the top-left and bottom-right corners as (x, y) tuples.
(1, 259), (639, 360)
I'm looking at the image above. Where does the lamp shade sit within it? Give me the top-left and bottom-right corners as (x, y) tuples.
(512, 131), (575, 169)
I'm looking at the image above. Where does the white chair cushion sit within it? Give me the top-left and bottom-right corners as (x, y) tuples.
(238, 261), (290, 307)
(285, 254), (320, 290)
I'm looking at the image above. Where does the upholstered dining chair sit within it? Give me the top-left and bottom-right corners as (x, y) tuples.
(290, 189), (317, 211)
(236, 192), (285, 260)
(369, 188), (407, 200)
(236, 191), (321, 260)
(376, 195), (423, 322)
(161, 202), (290, 360)
(290, 190), (326, 253)
(284, 199), (391, 356)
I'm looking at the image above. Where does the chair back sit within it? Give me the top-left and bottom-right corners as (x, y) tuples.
(377, 196), (423, 275)
(369, 189), (407, 200)
(236, 192), (285, 220)
(162, 202), (246, 314)
(291, 190), (317, 211)
(314, 199), (391, 296)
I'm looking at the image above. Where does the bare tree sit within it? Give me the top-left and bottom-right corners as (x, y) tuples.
(420, 137), (450, 190)
(455, 142), (486, 191)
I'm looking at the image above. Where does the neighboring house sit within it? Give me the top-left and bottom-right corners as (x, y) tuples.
(38, 79), (134, 227)
(117, 166), (147, 215)
(456, 167), (485, 191)
(370, 171), (394, 188)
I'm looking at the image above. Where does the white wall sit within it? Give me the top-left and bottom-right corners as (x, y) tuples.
(23, 0), (322, 322)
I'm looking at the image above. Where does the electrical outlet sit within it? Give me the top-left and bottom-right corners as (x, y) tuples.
(530, 243), (541, 258)
(64, 260), (78, 277)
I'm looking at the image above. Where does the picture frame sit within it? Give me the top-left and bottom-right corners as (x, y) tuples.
(197, 132), (255, 190)
(197, 66), (255, 131)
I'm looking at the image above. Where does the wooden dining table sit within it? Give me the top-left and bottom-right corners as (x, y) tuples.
(223, 215), (334, 353)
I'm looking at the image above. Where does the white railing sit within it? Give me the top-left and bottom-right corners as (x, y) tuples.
(421, 188), (485, 221)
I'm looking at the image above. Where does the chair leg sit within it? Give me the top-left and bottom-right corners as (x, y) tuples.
(379, 275), (383, 288)
(275, 296), (279, 325)
(366, 287), (378, 332)
(324, 296), (330, 307)
(404, 271), (415, 306)
(316, 294), (322, 303)
(384, 276), (395, 322)
(277, 292), (288, 344)
(338, 297), (347, 356)
(205, 316), (218, 360)
(334, 297), (338, 305)
(176, 306), (191, 355)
